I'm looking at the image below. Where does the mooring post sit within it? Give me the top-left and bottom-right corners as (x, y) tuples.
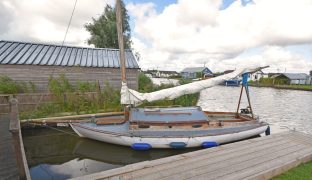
(9, 98), (31, 180)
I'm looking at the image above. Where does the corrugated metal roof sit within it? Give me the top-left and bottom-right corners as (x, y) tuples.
(0, 40), (140, 69)
(181, 67), (207, 73)
(282, 73), (309, 80)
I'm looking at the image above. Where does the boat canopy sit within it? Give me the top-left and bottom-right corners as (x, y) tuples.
(121, 66), (265, 106)
(129, 107), (208, 124)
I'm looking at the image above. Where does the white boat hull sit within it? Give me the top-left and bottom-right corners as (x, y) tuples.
(70, 123), (268, 148)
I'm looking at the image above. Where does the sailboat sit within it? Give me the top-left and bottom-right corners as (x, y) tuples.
(70, 0), (270, 150)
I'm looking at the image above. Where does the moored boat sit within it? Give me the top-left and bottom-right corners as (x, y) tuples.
(224, 79), (241, 86)
(70, 107), (269, 149)
(70, 0), (270, 150)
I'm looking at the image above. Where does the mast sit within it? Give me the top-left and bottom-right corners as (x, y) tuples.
(116, 0), (126, 83)
(116, 0), (130, 120)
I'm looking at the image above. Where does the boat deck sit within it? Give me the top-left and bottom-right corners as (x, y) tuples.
(71, 131), (312, 180)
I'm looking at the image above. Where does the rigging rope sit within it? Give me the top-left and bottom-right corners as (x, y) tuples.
(26, 0), (79, 120)
(62, 0), (78, 46)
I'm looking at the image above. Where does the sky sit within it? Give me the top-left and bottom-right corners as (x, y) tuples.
(1, 0), (312, 73)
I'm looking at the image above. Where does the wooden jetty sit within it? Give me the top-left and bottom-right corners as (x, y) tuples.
(2, 99), (312, 180)
(0, 99), (30, 180)
(72, 131), (312, 180)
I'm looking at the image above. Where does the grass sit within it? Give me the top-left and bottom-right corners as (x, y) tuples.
(19, 73), (199, 119)
(275, 84), (312, 90)
(249, 78), (312, 90)
(272, 161), (312, 180)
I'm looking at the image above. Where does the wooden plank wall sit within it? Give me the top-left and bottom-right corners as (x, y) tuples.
(0, 64), (139, 92)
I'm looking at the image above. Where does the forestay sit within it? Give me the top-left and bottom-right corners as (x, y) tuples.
(121, 66), (265, 106)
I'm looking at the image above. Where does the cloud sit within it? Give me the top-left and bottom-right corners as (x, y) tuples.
(220, 46), (312, 73)
(128, 0), (312, 72)
(0, 0), (114, 46)
(0, 0), (311, 73)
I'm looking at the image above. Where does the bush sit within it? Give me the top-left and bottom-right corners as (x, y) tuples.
(20, 103), (64, 119)
(0, 76), (25, 94)
(138, 73), (199, 107)
(138, 73), (153, 92)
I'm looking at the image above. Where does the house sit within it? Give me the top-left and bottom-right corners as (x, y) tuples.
(0, 40), (140, 92)
(157, 70), (179, 78)
(249, 70), (268, 81)
(145, 70), (179, 78)
(181, 67), (213, 79)
(145, 70), (158, 78)
(272, 73), (310, 85)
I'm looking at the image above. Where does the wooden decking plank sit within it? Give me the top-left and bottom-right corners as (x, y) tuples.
(219, 147), (312, 180)
(105, 135), (289, 179)
(71, 134), (288, 180)
(151, 141), (302, 180)
(192, 144), (307, 180)
(71, 132), (312, 180)
(127, 138), (295, 180)
(286, 132), (312, 145)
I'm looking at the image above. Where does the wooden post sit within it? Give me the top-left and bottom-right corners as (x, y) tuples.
(245, 87), (254, 119)
(9, 98), (31, 180)
(236, 85), (244, 117)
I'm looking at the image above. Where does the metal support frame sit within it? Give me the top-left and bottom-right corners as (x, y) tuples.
(236, 73), (254, 118)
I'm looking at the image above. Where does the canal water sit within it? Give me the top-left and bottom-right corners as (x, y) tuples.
(22, 86), (312, 179)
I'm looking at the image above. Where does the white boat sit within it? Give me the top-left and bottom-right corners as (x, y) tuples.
(70, 107), (269, 149)
(70, 0), (270, 150)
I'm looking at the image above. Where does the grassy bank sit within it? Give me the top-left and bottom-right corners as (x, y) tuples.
(272, 161), (312, 180)
(250, 83), (312, 91)
(19, 73), (199, 119)
(249, 78), (312, 91)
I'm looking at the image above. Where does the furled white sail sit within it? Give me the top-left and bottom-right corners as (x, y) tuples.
(121, 66), (265, 106)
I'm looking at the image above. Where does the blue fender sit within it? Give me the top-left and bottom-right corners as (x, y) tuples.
(131, 143), (151, 150)
(202, 141), (218, 148)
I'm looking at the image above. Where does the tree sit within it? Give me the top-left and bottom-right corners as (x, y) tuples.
(85, 1), (132, 49)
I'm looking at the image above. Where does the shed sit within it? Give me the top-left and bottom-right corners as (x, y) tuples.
(0, 40), (140, 92)
(181, 67), (213, 79)
(273, 73), (309, 85)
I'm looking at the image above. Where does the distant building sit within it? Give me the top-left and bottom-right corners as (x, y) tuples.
(181, 67), (213, 79)
(272, 73), (310, 85)
(249, 70), (268, 81)
(144, 70), (178, 78)
(0, 40), (140, 92)
(145, 70), (158, 78)
(157, 70), (179, 78)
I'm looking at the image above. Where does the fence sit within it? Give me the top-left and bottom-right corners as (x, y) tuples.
(0, 92), (100, 114)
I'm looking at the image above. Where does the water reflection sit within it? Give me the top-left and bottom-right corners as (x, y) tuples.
(22, 128), (195, 179)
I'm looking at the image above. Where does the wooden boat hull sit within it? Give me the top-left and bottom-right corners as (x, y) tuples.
(70, 122), (268, 149)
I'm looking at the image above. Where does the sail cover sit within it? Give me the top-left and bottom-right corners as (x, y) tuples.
(121, 66), (265, 106)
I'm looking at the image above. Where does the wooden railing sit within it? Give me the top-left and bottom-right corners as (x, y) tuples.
(9, 98), (31, 180)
